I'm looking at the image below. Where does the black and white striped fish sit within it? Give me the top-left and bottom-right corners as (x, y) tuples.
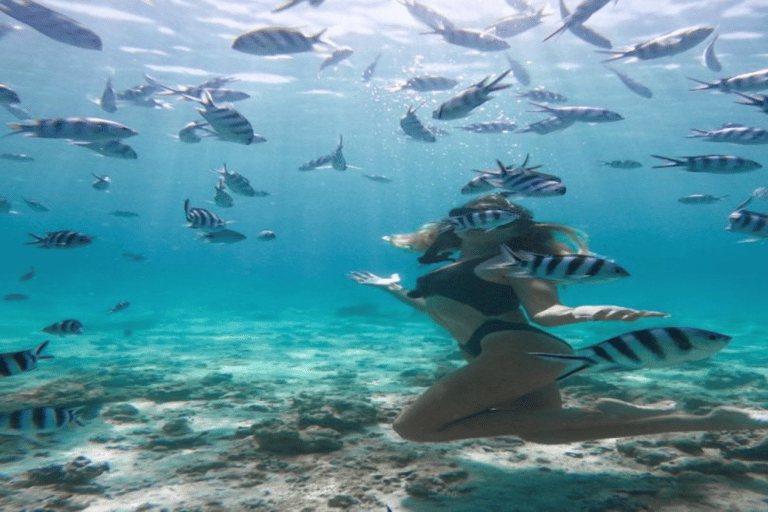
(71, 140), (138, 159)
(362, 54), (380, 83)
(214, 178), (234, 208)
(232, 27), (328, 56)
(727, 200), (768, 240)
(299, 154), (334, 171)
(332, 135), (347, 171)
(558, 0), (612, 49)
(479, 159), (565, 197)
(433, 69), (512, 120)
(678, 194), (728, 205)
(461, 175), (496, 195)
(5, 117), (138, 141)
(392, 76), (458, 92)
(186, 91), (254, 145)
(652, 154), (762, 174)
(605, 66), (652, 99)
(0, 83), (20, 103)
(733, 91), (768, 114)
(424, 25), (509, 52)
(258, 229), (277, 241)
(505, 55), (530, 86)
(529, 103), (623, 122)
(201, 229), (247, 244)
(97, 76), (117, 113)
(0, 0), (101, 50)
(320, 47), (353, 72)
(401, 104), (436, 142)
(213, 163), (256, 197)
(43, 319), (84, 335)
(486, 245), (629, 284)
(596, 160), (642, 169)
(26, 231), (93, 249)
(1, 341), (52, 377)
(108, 300), (130, 315)
(184, 199), (226, 231)
(0, 406), (84, 433)
(689, 68), (768, 93)
(518, 116), (575, 135)
(457, 121), (517, 133)
(399, 0), (455, 31)
(688, 126), (768, 145)
(600, 26), (715, 63)
(92, 173), (110, 191)
(442, 209), (521, 233)
(486, 7), (548, 38)
(544, 0), (612, 42)
(518, 88), (568, 103)
(23, 198), (48, 212)
(531, 327), (732, 381)
(703, 33), (722, 72)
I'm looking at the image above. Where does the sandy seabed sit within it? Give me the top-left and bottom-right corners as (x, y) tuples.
(2, 306), (768, 511)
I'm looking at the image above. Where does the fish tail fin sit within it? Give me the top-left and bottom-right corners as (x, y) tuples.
(651, 155), (683, 168)
(528, 102), (551, 113)
(3, 123), (27, 137)
(184, 198), (191, 215)
(36, 340), (54, 360)
(687, 129), (706, 138)
(528, 352), (596, 381)
(311, 28), (330, 45)
(687, 77), (713, 91)
(24, 233), (43, 245)
(596, 49), (626, 62)
(543, 21), (569, 42)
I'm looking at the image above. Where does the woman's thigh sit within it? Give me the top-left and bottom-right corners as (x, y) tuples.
(393, 329), (573, 441)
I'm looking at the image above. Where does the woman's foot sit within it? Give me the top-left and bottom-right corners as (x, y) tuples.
(595, 398), (678, 419)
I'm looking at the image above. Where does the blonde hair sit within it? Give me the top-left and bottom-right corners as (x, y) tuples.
(385, 194), (589, 258)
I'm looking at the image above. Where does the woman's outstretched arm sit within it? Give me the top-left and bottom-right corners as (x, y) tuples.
(347, 271), (428, 313)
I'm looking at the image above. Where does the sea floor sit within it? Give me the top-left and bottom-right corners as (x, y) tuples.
(2, 303), (768, 512)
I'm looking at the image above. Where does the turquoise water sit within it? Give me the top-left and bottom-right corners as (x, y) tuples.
(2, 0), (768, 509)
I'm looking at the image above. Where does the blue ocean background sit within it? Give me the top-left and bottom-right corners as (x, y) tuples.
(2, 0), (768, 508)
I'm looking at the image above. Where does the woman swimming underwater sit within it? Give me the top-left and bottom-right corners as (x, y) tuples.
(349, 194), (768, 444)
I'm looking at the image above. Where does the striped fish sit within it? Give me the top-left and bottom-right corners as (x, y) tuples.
(596, 160), (642, 169)
(23, 198), (48, 212)
(5, 117), (138, 141)
(213, 163), (256, 197)
(184, 199), (226, 231)
(518, 88), (568, 103)
(0, 406), (84, 433)
(399, 0), (455, 30)
(600, 26), (715, 63)
(505, 55), (530, 86)
(529, 103), (623, 122)
(433, 69), (512, 120)
(332, 135), (347, 171)
(558, 0), (612, 49)
(733, 91), (768, 113)
(25, 231), (93, 249)
(392, 76), (458, 92)
(727, 204), (768, 240)
(544, 0), (612, 42)
(0, 83), (20, 103)
(0, 0), (101, 50)
(187, 91), (254, 145)
(689, 68), (768, 93)
(442, 209), (521, 233)
(363, 174), (392, 183)
(108, 300), (130, 315)
(98, 76), (117, 113)
(461, 175), (496, 195)
(703, 33), (722, 72)
(678, 194), (728, 205)
(299, 154), (334, 171)
(175, 88), (250, 103)
(214, 178), (234, 208)
(652, 154), (762, 174)
(605, 66), (652, 99)
(258, 230), (277, 241)
(43, 319), (84, 335)
(531, 327), (732, 381)
(1, 341), (52, 377)
(486, 245), (629, 283)
(320, 47), (353, 72)
(201, 229), (247, 244)
(71, 140), (138, 159)
(401, 104), (436, 142)
(424, 25), (509, 52)
(458, 121), (518, 133)
(481, 159), (565, 197)
(517, 116), (575, 135)
(232, 27), (328, 56)
(486, 7), (548, 38)
(688, 126), (768, 145)
(19, 266), (35, 282)
(92, 174), (110, 191)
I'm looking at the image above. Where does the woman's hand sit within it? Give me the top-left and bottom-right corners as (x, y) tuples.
(346, 271), (402, 290)
(571, 305), (671, 322)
